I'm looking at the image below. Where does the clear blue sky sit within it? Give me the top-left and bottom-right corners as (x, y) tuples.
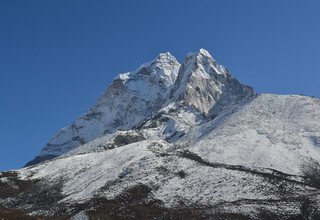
(1, 0), (320, 171)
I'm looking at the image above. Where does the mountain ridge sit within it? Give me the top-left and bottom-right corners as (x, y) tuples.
(26, 48), (254, 166)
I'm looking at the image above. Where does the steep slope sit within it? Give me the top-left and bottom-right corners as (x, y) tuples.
(26, 52), (181, 166)
(171, 49), (255, 115)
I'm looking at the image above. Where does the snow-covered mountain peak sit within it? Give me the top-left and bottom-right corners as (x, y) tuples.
(172, 49), (255, 115)
(186, 48), (213, 59)
(138, 52), (178, 70)
(26, 49), (254, 166)
(156, 51), (176, 61)
(26, 53), (181, 166)
(115, 52), (180, 86)
(137, 52), (179, 86)
(198, 48), (212, 56)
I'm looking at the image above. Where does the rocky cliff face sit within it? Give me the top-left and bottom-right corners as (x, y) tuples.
(171, 49), (255, 115)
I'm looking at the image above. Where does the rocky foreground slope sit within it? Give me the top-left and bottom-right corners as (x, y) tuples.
(1, 49), (320, 219)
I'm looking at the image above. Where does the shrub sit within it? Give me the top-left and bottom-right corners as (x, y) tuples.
(301, 159), (320, 189)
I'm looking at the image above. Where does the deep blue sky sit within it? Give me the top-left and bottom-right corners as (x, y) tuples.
(1, 0), (320, 171)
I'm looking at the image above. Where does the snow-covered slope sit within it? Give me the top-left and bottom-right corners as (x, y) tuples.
(26, 52), (181, 166)
(186, 94), (320, 175)
(2, 49), (320, 219)
(7, 93), (320, 219)
(26, 49), (254, 166)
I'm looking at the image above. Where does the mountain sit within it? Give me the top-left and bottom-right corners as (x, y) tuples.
(26, 52), (181, 166)
(1, 49), (320, 219)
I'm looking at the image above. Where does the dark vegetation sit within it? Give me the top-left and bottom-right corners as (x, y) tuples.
(179, 150), (320, 190)
(301, 159), (320, 189)
(177, 170), (187, 178)
(0, 206), (44, 220)
(0, 171), (67, 219)
(72, 183), (254, 220)
(1, 178), (320, 219)
(2, 155), (320, 219)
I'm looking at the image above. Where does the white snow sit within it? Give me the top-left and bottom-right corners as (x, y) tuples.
(17, 93), (320, 208)
(185, 94), (320, 175)
(116, 72), (131, 81)
(35, 52), (181, 159)
(70, 211), (89, 220)
(15, 49), (320, 215)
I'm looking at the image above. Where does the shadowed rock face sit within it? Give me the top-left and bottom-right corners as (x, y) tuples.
(24, 154), (56, 167)
(171, 49), (255, 115)
(113, 132), (145, 147)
